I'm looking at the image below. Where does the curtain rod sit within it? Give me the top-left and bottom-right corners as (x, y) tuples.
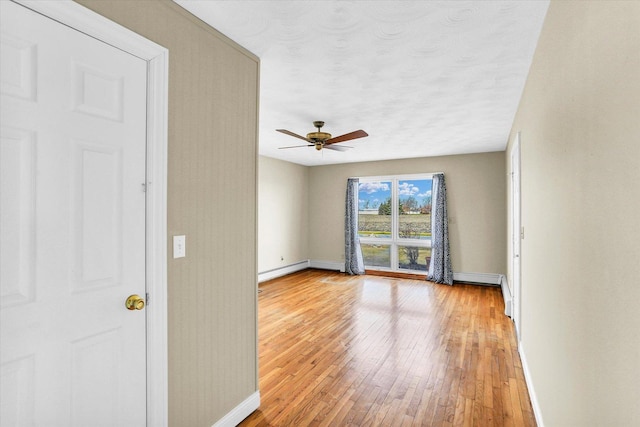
(348, 172), (444, 179)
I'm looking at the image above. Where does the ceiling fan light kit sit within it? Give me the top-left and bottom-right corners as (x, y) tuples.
(277, 120), (368, 152)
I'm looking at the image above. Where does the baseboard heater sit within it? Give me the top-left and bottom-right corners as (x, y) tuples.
(258, 260), (310, 283)
(452, 272), (501, 286)
(500, 275), (512, 317)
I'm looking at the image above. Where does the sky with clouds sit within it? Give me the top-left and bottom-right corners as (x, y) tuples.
(358, 179), (432, 210)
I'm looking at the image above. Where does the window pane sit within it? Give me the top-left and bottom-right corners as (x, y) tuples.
(361, 244), (391, 268)
(398, 246), (431, 272)
(358, 180), (392, 239)
(398, 179), (432, 240)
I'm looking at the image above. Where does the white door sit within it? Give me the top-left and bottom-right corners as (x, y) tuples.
(511, 133), (522, 341)
(1, 1), (148, 426)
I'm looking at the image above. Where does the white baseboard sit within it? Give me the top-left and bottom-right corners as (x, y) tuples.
(453, 272), (502, 285)
(211, 390), (260, 427)
(518, 342), (544, 427)
(258, 260), (309, 283)
(309, 259), (345, 273)
(258, 260), (346, 283)
(500, 275), (512, 317)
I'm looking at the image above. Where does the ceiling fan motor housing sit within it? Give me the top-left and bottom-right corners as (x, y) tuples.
(307, 131), (332, 142)
(307, 120), (331, 143)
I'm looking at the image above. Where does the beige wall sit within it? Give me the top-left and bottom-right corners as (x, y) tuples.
(506, 1), (640, 425)
(308, 153), (506, 275)
(75, 1), (259, 425)
(258, 156), (309, 272)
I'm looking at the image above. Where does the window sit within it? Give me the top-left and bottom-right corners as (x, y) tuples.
(358, 175), (433, 273)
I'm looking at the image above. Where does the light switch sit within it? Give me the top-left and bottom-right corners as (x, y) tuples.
(173, 235), (186, 258)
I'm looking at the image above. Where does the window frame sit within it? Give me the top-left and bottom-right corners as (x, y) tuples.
(358, 173), (434, 274)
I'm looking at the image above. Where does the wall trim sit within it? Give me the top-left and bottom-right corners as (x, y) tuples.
(14, 1), (169, 426)
(453, 272), (502, 285)
(309, 259), (345, 273)
(258, 260), (310, 283)
(500, 275), (512, 317)
(211, 391), (260, 427)
(518, 342), (545, 427)
(258, 260), (346, 283)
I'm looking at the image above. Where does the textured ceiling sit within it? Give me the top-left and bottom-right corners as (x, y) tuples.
(174, 1), (549, 166)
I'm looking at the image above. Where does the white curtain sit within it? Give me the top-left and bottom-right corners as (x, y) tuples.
(427, 173), (453, 285)
(345, 178), (365, 275)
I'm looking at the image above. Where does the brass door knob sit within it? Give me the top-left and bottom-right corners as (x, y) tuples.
(125, 294), (145, 310)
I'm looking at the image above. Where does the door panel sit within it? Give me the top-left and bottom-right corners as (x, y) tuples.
(0, 2), (147, 425)
(0, 128), (35, 308)
(73, 143), (122, 291)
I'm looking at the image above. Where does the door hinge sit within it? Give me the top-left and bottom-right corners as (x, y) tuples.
(520, 227), (525, 240)
(141, 183), (147, 193)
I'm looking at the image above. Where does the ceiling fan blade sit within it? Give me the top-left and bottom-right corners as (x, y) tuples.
(323, 145), (351, 152)
(278, 144), (313, 149)
(276, 129), (309, 142)
(325, 129), (368, 144)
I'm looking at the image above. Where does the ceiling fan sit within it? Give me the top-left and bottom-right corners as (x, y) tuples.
(277, 121), (368, 151)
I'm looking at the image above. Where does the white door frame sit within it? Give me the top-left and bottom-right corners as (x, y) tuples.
(510, 132), (522, 341)
(13, 1), (169, 425)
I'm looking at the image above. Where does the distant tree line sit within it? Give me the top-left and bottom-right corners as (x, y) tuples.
(377, 196), (431, 215)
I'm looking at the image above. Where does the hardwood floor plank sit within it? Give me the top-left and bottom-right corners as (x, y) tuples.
(317, 385), (356, 426)
(348, 385), (382, 426)
(240, 270), (536, 426)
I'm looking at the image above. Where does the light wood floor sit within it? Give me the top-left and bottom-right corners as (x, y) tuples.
(240, 269), (535, 426)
